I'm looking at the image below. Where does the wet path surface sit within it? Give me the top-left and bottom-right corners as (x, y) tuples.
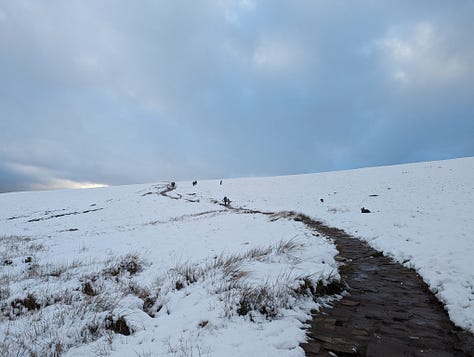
(203, 199), (474, 356)
(294, 214), (474, 356)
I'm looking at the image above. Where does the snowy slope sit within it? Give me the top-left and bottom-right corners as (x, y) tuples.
(0, 157), (473, 356)
(196, 157), (474, 333)
(0, 183), (338, 356)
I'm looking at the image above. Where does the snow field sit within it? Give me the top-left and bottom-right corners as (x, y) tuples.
(0, 157), (473, 355)
(0, 186), (338, 356)
(196, 157), (474, 333)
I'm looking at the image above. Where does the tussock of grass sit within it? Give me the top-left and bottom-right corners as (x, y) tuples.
(155, 240), (337, 322)
(218, 272), (327, 320)
(82, 281), (97, 296)
(105, 315), (131, 336)
(274, 238), (303, 255)
(168, 239), (302, 292)
(198, 320), (209, 328)
(104, 253), (145, 276)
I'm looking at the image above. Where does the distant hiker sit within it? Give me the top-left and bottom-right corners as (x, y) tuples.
(170, 182), (176, 188)
(320, 198), (324, 203)
(192, 180), (197, 186)
(223, 196), (230, 206)
(220, 180), (222, 185)
(361, 207), (371, 213)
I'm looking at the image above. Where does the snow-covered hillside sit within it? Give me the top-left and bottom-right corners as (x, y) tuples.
(1, 157), (473, 356)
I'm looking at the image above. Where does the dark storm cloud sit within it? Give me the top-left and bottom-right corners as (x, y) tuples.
(1, 0), (473, 192)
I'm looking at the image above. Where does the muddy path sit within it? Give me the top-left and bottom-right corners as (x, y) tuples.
(292, 214), (474, 356)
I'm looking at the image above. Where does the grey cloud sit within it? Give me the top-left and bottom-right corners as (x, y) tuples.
(0, 0), (473, 192)
(0, 163), (34, 193)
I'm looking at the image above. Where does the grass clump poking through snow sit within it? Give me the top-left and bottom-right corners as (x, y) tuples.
(157, 239), (338, 322)
(105, 315), (131, 336)
(222, 272), (339, 320)
(235, 280), (290, 318)
(0, 249), (157, 356)
(10, 293), (41, 314)
(0, 288), (124, 356)
(104, 253), (145, 276)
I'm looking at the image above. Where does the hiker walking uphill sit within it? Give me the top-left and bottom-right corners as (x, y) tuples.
(223, 196), (230, 206)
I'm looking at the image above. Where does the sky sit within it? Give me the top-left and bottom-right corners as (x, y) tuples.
(1, 0), (473, 193)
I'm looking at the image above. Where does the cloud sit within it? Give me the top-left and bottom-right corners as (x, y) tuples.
(0, 1), (473, 192)
(375, 22), (474, 88)
(252, 36), (311, 73)
(0, 162), (107, 193)
(30, 179), (108, 191)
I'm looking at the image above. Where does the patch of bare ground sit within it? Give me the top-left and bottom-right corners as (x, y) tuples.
(27, 208), (103, 222)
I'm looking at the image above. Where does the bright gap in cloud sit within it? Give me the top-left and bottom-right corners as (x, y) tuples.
(5, 162), (108, 191)
(30, 179), (108, 190)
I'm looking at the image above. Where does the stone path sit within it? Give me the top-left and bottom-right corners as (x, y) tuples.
(293, 214), (474, 356)
(206, 199), (474, 356)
